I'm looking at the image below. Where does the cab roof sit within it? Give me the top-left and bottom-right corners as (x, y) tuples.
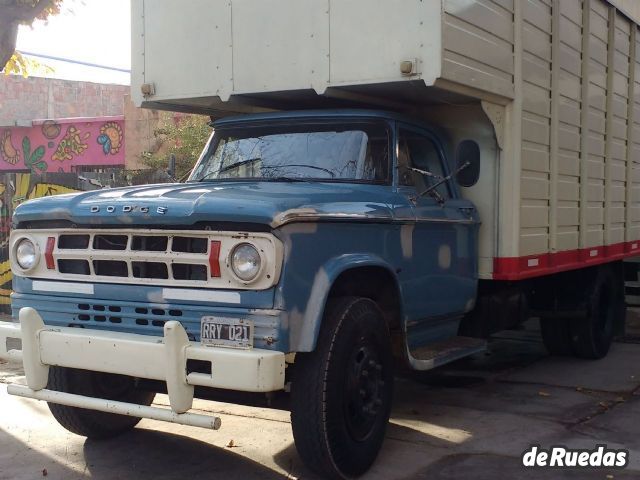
(212, 109), (422, 129)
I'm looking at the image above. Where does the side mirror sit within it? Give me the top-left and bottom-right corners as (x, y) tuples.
(455, 140), (480, 187)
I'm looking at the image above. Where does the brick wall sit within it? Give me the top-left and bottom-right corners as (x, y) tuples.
(123, 94), (164, 170)
(0, 75), (129, 126)
(0, 76), (185, 171)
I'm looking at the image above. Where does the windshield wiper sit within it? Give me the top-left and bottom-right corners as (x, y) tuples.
(261, 164), (336, 177)
(263, 176), (314, 183)
(197, 158), (262, 181)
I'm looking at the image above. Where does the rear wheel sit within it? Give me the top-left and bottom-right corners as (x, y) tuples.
(290, 297), (394, 479)
(47, 367), (155, 439)
(538, 265), (623, 359)
(570, 266), (620, 359)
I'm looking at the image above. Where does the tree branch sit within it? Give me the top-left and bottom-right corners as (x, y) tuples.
(1, 0), (54, 23)
(0, 0), (55, 71)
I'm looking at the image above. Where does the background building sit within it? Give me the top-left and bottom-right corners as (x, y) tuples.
(0, 75), (169, 172)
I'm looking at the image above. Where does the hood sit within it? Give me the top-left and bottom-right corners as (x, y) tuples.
(13, 181), (406, 229)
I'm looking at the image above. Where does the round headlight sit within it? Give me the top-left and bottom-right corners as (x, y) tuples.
(16, 238), (38, 270)
(231, 243), (261, 281)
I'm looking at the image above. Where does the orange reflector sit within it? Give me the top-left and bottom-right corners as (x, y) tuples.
(45, 237), (55, 269)
(209, 241), (221, 278)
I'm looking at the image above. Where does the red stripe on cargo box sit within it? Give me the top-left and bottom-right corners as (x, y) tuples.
(493, 241), (637, 280)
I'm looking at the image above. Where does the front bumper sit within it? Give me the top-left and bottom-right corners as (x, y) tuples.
(11, 281), (282, 350)
(0, 307), (286, 427)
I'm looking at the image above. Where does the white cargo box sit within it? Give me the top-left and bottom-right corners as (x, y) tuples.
(132, 0), (640, 280)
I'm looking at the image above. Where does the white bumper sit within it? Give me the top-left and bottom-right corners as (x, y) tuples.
(0, 308), (286, 427)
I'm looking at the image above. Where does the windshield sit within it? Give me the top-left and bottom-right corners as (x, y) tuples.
(189, 121), (390, 183)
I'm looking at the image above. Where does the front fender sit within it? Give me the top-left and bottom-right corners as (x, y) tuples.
(289, 253), (399, 352)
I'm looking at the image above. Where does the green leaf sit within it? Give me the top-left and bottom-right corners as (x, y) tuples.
(34, 161), (47, 172)
(22, 136), (31, 159)
(32, 145), (45, 163)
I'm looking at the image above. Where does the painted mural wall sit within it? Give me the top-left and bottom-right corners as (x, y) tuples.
(0, 170), (172, 312)
(0, 173), (81, 310)
(0, 116), (125, 173)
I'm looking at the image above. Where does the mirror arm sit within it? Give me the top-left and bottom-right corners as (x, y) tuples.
(408, 166), (444, 181)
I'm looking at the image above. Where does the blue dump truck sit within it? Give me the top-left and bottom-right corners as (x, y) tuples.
(3, 1), (640, 478)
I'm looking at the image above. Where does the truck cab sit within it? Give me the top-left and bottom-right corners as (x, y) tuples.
(3, 0), (637, 477)
(1, 109), (482, 478)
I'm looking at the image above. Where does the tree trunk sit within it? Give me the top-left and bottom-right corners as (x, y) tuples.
(0, 21), (18, 71)
(0, 0), (54, 72)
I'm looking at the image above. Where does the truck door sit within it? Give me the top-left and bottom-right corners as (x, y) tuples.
(396, 125), (479, 347)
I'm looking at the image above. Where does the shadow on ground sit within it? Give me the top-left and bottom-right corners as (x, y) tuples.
(406, 453), (637, 480)
(82, 428), (285, 480)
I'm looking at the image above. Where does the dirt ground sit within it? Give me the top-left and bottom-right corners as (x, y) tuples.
(1, 313), (640, 479)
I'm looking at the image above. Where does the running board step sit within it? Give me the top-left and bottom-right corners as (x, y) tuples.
(407, 336), (486, 371)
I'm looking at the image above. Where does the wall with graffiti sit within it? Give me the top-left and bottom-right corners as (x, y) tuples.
(0, 169), (173, 313)
(0, 116), (125, 173)
(0, 173), (82, 311)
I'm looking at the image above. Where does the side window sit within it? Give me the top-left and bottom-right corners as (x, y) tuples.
(398, 129), (451, 199)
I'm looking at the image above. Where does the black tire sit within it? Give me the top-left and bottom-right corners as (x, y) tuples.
(47, 367), (156, 439)
(540, 317), (573, 356)
(570, 266), (620, 359)
(290, 297), (394, 479)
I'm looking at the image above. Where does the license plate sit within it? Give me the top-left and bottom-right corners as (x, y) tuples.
(201, 317), (254, 349)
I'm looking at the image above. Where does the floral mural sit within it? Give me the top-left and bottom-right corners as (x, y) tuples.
(51, 125), (91, 162)
(0, 116), (125, 173)
(97, 121), (124, 155)
(0, 131), (20, 165)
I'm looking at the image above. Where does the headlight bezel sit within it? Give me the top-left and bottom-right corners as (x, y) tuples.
(229, 242), (263, 283)
(13, 236), (40, 272)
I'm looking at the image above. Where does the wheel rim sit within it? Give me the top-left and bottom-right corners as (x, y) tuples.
(343, 335), (386, 442)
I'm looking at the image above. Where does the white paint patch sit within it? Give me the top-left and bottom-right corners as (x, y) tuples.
(298, 268), (331, 351)
(147, 291), (165, 303)
(400, 225), (414, 260)
(32, 281), (94, 295)
(633, 243), (638, 249)
(590, 249), (598, 257)
(438, 244), (452, 270)
(527, 258), (539, 267)
(163, 288), (241, 304)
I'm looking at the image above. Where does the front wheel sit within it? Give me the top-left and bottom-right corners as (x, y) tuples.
(290, 297), (394, 479)
(47, 367), (156, 439)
